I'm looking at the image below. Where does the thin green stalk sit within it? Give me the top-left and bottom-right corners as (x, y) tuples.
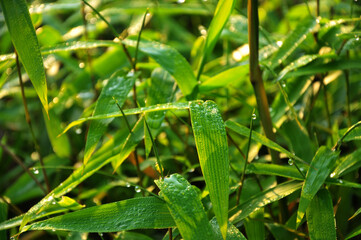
(247, 0), (288, 222)
(333, 120), (361, 151)
(227, 133), (246, 160)
(82, 0), (135, 69)
(236, 110), (255, 206)
(0, 143), (47, 195)
(344, 51), (352, 127)
(321, 81), (332, 136)
(144, 116), (164, 179)
(134, 9), (149, 70)
(15, 52), (50, 193)
(169, 228), (173, 240)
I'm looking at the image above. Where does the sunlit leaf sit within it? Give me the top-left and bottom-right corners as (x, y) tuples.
(306, 189), (336, 240)
(0, 0), (48, 113)
(23, 197), (175, 232)
(189, 101), (229, 239)
(155, 174), (217, 240)
(296, 147), (339, 227)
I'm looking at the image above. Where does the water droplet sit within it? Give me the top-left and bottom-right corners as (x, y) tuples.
(278, 59), (282, 64)
(252, 113), (256, 120)
(288, 159), (293, 165)
(177, 0), (185, 3)
(78, 62), (85, 68)
(269, 107), (273, 112)
(52, 201), (57, 205)
(126, 183), (131, 188)
(75, 128), (82, 134)
(188, 168), (195, 173)
(281, 81), (286, 88)
(339, 179), (343, 183)
(254, 155), (259, 160)
(51, 229), (56, 232)
(33, 168), (39, 174)
(330, 172), (336, 178)
(99, 233), (103, 237)
(135, 186), (141, 193)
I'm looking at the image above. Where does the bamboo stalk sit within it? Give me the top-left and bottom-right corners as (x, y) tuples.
(247, 0), (288, 223)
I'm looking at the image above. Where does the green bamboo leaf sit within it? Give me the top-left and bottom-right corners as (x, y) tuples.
(306, 189), (336, 240)
(84, 71), (136, 164)
(209, 219), (247, 240)
(332, 149), (361, 178)
(115, 231), (153, 240)
(296, 147), (339, 227)
(0, 199), (7, 239)
(155, 174), (217, 240)
(0, 215), (22, 231)
(349, 207), (361, 221)
(270, 17), (317, 69)
(22, 197), (175, 233)
(144, 68), (175, 157)
(276, 54), (319, 81)
(225, 120), (306, 164)
(60, 102), (190, 135)
(197, 0), (236, 78)
(230, 181), (303, 224)
(123, 39), (197, 98)
(346, 225), (361, 240)
(199, 64), (248, 92)
(43, 109), (71, 158)
(0, 0), (48, 113)
(20, 117), (144, 230)
(189, 101), (229, 239)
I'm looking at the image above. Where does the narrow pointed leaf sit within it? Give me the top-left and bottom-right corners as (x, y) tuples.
(306, 189), (336, 240)
(210, 219), (247, 240)
(0, 199), (7, 239)
(230, 181), (303, 224)
(145, 68), (175, 157)
(61, 102), (190, 134)
(0, 0), (48, 112)
(296, 147), (339, 227)
(23, 197), (175, 233)
(123, 39), (197, 98)
(244, 209), (265, 240)
(270, 17), (317, 69)
(225, 120), (306, 164)
(189, 101), (229, 239)
(332, 149), (361, 178)
(198, 0), (236, 77)
(21, 117), (144, 229)
(276, 54), (319, 81)
(155, 174), (217, 240)
(84, 71), (136, 164)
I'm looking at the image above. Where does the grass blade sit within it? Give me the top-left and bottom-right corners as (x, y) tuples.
(23, 197), (175, 233)
(230, 181), (303, 224)
(189, 101), (229, 239)
(306, 189), (336, 240)
(332, 149), (361, 178)
(225, 120), (306, 164)
(155, 174), (217, 240)
(123, 39), (197, 98)
(210, 219), (247, 240)
(296, 147), (339, 227)
(197, 0), (236, 79)
(84, 71), (136, 164)
(0, 0), (48, 113)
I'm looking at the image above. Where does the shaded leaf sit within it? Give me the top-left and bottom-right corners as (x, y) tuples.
(189, 101), (229, 239)
(332, 149), (361, 178)
(296, 147), (339, 227)
(244, 209), (265, 240)
(0, 0), (48, 112)
(84, 71), (136, 164)
(306, 189), (336, 240)
(210, 219), (247, 240)
(155, 174), (217, 240)
(23, 197), (175, 233)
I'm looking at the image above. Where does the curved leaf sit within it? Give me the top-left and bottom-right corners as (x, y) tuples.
(155, 174), (217, 240)
(189, 101), (229, 239)
(0, 0), (48, 113)
(23, 197), (175, 233)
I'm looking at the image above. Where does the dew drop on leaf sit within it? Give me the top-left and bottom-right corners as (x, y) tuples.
(288, 159), (293, 165)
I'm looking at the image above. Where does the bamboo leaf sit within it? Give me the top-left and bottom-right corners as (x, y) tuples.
(0, 0), (48, 113)
(225, 120), (306, 164)
(144, 68), (175, 157)
(346, 225), (361, 240)
(270, 17), (317, 69)
(210, 219), (247, 240)
(296, 147), (339, 227)
(84, 71), (136, 164)
(244, 209), (265, 240)
(276, 54), (319, 81)
(332, 149), (361, 178)
(0, 199), (7, 239)
(306, 189), (336, 240)
(61, 102), (190, 134)
(197, 0), (236, 78)
(230, 181), (303, 224)
(20, 117), (144, 230)
(22, 197), (175, 233)
(189, 101), (229, 239)
(199, 64), (248, 92)
(155, 174), (217, 240)
(123, 39), (197, 98)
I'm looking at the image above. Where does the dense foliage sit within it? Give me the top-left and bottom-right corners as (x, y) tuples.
(1, 0), (361, 239)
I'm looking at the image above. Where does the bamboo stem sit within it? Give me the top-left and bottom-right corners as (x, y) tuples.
(247, 0), (288, 222)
